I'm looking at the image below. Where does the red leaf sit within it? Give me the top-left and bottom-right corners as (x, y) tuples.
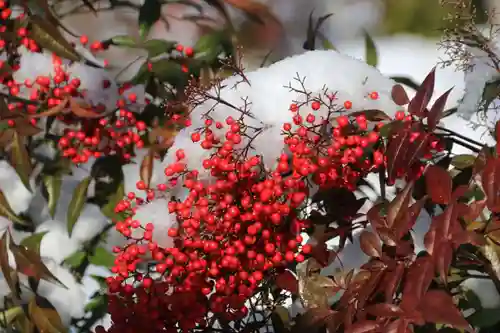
(397, 196), (426, 238)
(385, 319), (410, 333)
(435, 241), (453, 284)
(365, 303), (404, 318)
(425, 165), (452, 204)
(383, 262), (405, 302)
(386, 130), (410, 182)
(424, 227), (437, 254)
(402, 256), (434, 308)
(387, 181), (414, 229)
(346, 320), (379, 333)
(275, 270), (298, 294)
(418, 290), (471, 331)
(496, 120), (500, 157)
(391, 84), (410, 106)
(359, 231), (382, 257)
(482, 157), (500, 212)
(463, 199), (487, 221)
(408, 67), (436, 117)
(427, 88), (453, 130)
(452, 230), (486, 247)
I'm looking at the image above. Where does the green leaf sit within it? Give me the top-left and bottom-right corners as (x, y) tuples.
(43, 174), (62, 218)
(467, 307), (500, 328)
(89, 247), (115, 268)
(138, 0), (162, 38)
(84, 294), (107, 312)
(391, 76), (421, 91)
(9, 131), (32, 191)
(451, 155), (476, 170)
(20, 232), (49, 254)
(67, 176), (91, 236)
(150, 59), (186, 87)
(29, 15), (80, 61)
(101, 181), (125, 221)
(63, 251), (86, 267)
(194, 30), (233, 63)
(142, 39), (177, 57)
(130, 62), (151, 85)
(0, 189), (29, 226)
(364, 30), (378, 67)
(110, 35), (136, 47)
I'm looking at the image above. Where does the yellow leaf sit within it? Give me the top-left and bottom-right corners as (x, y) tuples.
(29, 296), (68, 333)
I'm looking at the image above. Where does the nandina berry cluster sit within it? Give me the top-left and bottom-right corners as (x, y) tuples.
(100, 90), (445, 332)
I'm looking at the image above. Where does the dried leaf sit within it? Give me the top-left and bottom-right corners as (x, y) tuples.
(67, 176), (91, 235)
(9, 131), (32, 191)
(425, 165), (452, 204)
(140, 149), (154, 188)
(418, 290), (471, 331)
(359, 231), (382, 257)
(30, 98), (69, 118)
(69, 99), (103, 118)
(43, 174), (62, 218)
(0, 232), (20, 299)
(28, 296), (68, 333)
(0, 189), (29, 226)
(20, 231), (49, 254)
(29, 15), (80, 61)
(391, 84), (410, 106)
(427, 88), (453, 130)
(275, 270), (298, 294)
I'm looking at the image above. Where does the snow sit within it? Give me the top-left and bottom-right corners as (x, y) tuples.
(1, 28), (500, 332)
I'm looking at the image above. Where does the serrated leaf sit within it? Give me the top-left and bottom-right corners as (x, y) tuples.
(29, 296), (68, 333)
(20, 231), (48, 254)
(67, 176), (91, 236)
(0, 189), (29, 226)
(364, 30), (378, 67)
(43, 174), (62, 218)
(89, 247), (115, 268)
(9, 131), (32, 191)
(29, 15), (80, 61)
(138, 0), (162, 38)
(63, 251), (86, 267)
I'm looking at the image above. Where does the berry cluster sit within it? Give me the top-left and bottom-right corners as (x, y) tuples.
(99, 87), (444, 332)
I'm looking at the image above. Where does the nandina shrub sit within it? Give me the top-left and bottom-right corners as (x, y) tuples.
(99, 67), (500, 333)
(1, 0), (500, 333)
